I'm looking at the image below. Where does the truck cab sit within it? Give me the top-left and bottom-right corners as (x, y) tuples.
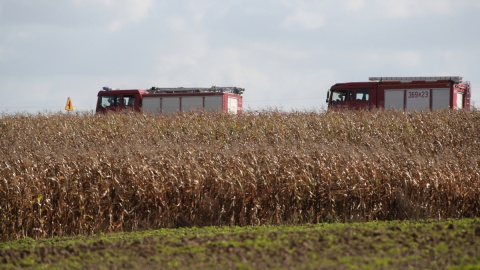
(96, 88), (144, 113)
(327, 82), (377, 110)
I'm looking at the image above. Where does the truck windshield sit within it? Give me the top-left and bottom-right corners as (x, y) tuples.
(331, 90), (347, 103)
(100, 96), (120, 108)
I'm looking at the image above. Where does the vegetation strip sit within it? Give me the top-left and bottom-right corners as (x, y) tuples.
(1, 219), (480, 269)
(1, 110), (480, 242)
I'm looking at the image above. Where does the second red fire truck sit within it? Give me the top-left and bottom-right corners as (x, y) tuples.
(326, 76), (471, 111)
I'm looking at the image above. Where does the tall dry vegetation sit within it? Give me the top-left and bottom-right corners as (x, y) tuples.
(0, 109), (479, 241)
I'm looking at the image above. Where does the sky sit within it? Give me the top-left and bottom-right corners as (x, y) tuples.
(1, 0), (479, 113)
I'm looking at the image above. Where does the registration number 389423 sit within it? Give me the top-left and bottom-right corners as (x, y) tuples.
(408, 91), (429, 98)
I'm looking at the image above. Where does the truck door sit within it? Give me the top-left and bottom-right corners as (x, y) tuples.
(329, 89), (348, 109)
(348, 89), (371, 109)
(120, 95), (136, 111)
(330, 88), (372, 109)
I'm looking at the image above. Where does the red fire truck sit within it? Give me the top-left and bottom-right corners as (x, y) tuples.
(96, 86), (245, 114)
(326, 76), (471, 111)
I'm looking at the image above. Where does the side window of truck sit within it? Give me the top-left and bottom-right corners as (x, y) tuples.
(356, 90), (369, 101)
(123, 96), (135, 106)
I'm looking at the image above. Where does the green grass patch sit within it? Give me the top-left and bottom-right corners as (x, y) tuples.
(1, 218), (479, 269)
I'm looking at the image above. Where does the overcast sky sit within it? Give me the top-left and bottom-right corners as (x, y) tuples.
(1, 0), (479, 113)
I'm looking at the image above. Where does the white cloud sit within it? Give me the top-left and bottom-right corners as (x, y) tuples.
(283, 6), (326, 29)
(73, 0), (155, 31)
(373, 0), (480, 19)
(392, 51), (422, 67)
(187, 1), (230, 24)
(163, 16), (189, 32)
(107, 0), (155, 31)
(435, 51), (469, 76)
(153, 30), (209, 81)
(247, 41), (325, 63)
(281, 0), (331, 30)
(349, 50), (423, 70)
(73, 0), (112, 5)
(344, 0), (365, 11)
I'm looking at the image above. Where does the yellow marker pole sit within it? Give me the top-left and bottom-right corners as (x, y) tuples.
(65, 97), (73, 111)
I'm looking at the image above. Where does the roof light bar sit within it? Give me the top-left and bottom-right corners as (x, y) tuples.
(369, 76), (462, 83)
(148, 86), (245, 95)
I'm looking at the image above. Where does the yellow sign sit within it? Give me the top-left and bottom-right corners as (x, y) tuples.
(65, 97), (73, 111)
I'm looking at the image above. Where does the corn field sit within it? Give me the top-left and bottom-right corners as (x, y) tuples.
(1, 109), (479, 241)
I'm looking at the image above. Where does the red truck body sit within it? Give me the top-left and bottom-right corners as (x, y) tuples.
(327, 76), (471, 111)
(96, 86), (244, 114)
